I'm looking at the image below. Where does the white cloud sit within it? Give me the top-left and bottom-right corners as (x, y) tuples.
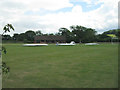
(38, 0), (118, 33)
(0, 0), (119, 35)
(1, 0), (73, 11)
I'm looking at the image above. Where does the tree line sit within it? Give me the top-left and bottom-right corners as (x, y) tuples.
(2, 25), (119, 43)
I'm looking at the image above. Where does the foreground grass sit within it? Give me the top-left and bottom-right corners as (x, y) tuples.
(2, 43), (118, 88)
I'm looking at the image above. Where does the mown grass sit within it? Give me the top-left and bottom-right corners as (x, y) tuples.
(2, 43), (118, 88)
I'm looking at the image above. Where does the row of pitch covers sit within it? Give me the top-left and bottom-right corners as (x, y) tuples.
(23, 41), (99, 46)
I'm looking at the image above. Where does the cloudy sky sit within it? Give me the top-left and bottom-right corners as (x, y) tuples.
(0, 0), (119, 35)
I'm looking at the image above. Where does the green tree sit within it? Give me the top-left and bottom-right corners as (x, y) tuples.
(59, 27), (73, 42)
(48, 33), (54, 36)
(25, 30), (36, 42)
(70, 25), (96, 43)
(2, 35), (11, 41)
(55, 32), (61, 36)
(1, 24), (14, 75)
(2, 24), (14, 35)
(82, 28), (97, 42)
(96, 29), (119, 42)
(13, 33), (19, 41)
(35, 30), (42, 36)
(70, 25), (85, 43)
(18, 33), (26, 41)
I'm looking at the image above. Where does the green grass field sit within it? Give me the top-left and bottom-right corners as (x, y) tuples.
(2, 43), (118, 88)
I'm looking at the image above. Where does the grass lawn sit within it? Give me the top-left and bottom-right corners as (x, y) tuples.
(2, 43), (118, 88)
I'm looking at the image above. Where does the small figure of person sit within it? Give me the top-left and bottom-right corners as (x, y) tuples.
(56, 42), (58, 46)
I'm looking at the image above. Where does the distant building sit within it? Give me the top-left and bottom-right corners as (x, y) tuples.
(34, 36), (66, 43)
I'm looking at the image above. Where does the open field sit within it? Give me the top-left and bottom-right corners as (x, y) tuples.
(2, 43), (118, 88)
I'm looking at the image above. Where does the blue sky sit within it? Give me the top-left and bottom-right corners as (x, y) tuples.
(0, 0), (118, 35)
(24, 0), (103, 15)
(69, 0), (103, 12)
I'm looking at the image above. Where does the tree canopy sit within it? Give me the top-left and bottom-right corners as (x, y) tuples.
(2, 25), (119, 43)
